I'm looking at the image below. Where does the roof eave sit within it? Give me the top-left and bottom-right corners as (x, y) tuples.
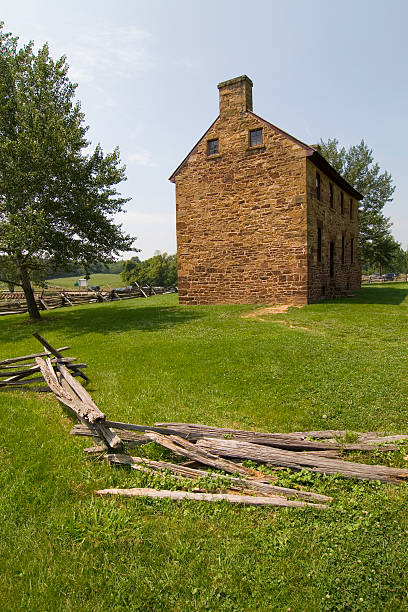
(168, 116), (220, 183)
(307, 151), (363, 200)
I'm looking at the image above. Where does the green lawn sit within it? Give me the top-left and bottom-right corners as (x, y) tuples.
(46, 273), (124, 289)
(0, 287), (407, 611)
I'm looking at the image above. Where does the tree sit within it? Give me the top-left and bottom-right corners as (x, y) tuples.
(0, 24), (135, 319)
(121, 252), (177, 287)
(121, 256), (141, 285)
(318, 138), (396, 271)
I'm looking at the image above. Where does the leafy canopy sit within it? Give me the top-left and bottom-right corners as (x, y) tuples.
(0, 23), (135, 315)
(122, 252), (177, 287)
(319, 138), (397, 271)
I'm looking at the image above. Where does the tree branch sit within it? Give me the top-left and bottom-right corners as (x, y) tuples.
(0, 277), (23, 287)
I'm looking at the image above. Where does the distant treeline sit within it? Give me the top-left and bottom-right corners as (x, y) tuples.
(46, 260), (124, 279)
(122, 253), (177, 287)
(47, 252), (178, 288)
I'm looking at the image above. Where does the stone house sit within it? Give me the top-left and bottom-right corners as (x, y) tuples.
(169, 75), (362, 305)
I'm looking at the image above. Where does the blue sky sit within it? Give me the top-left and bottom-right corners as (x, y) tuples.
(2, 0), (407, 258)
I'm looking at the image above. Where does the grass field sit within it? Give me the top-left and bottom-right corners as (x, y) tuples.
(46, 273), (124, 289)
(1, 286), (408, 611)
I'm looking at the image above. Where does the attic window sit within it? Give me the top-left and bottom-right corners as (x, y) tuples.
(207, 139), (219, 156)
(249, 129), (263, 147)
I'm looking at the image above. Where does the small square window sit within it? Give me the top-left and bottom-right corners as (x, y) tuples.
(207, 139), (219, 155)
(249, 129), (263, 147)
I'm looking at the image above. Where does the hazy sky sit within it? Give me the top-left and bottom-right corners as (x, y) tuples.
(2, 0), (407, 258)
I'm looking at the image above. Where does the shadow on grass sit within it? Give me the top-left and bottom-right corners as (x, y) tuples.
(0, 303), (203, 343)
(323, 285), (408, 307)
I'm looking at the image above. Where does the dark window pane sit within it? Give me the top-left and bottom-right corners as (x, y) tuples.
(329, 184), (334, 207)
(340, 192), (344, 214)
(249, 129), (263, 146)
(329, 242), (335, 278)
(350, 198), (353, 219)
(317, 226), (322, 263)
(208, 139), (218, 155)
(316, 172), (321, 200)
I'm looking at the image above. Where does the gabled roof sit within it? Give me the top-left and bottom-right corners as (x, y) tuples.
(169, 111), (363, 200)
(168, 117), (219, 183)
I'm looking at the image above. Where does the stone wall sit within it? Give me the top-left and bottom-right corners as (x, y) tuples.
(306, 160), (361, 301)
(174, 111), (309, 305)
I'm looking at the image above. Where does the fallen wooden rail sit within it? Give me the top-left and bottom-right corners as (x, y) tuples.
(0, 338), (87, 391)
(107, 454), (332, 503)
(155, 422), (401, 450)
(94, 487), (328, 509)
(196, 438), (408, 483)
(36, 357), (122, 451)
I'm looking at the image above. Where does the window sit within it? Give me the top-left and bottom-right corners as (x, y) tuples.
(316, 172), (321, 200)
(350, 238), (354, 264)
(207, 139), (219, 155)
(249, 128), (263, 147)
(317, 226), (322, 263)
(329, 242), (335, 278)
(349, 198), (353, 219)
(340, 192), (344, 214)
(341, 235), (345, 264)
(329, 183), (334, 208)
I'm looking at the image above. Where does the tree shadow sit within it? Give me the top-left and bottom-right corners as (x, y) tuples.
(323, 285), (408, 306)
(0, 303), (203, 344)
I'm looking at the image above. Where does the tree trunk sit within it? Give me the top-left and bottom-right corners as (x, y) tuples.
(20, 265), (41, 320)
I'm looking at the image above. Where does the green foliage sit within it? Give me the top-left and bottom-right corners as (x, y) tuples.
(319, 138), (396, 272)
(0, 23), (135, 317)
(122, 252), (177, 287)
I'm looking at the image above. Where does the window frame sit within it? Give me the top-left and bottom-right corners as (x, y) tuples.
(207, 138), (219, 156)
(249, 128), (263, 147)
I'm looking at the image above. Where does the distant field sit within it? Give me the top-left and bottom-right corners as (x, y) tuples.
(46, 273), (124, 289)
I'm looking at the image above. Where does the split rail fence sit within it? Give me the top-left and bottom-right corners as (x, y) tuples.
(0, 284), (177, 316)
(6, 334), (406, 509)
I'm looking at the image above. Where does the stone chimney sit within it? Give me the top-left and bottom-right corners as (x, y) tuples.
(217, 75), (253, 119)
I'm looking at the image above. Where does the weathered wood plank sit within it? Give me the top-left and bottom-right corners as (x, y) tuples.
(94, 487), (327, 508)
(144, 431), (256, 478)
(107, 454), (332, 503)
(0, 346), (70, 365)
(32, 333), (88, 381)
(36, 358), (122, 451)
(196, 438), (408, 483)
(105, 420), (194, 438)
(71, 424), (148, 446)
(156, 423), (348, 440)
(151, 423), (397, 451)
